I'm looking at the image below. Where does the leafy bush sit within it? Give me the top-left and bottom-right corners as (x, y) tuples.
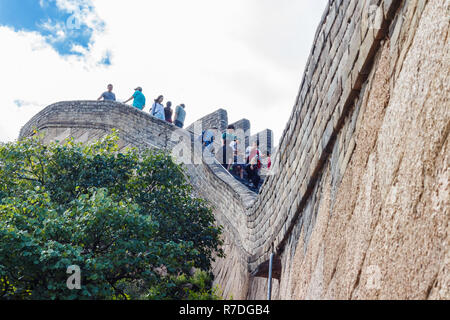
(143, 270), (222, 300)
(0, 131), (223, 300)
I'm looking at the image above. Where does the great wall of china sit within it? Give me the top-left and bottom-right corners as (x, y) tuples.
(19, 0), (449, 299)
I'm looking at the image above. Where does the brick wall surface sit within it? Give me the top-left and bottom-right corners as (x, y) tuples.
(19, 0), (448, 300)
(246, 0), (405, 273)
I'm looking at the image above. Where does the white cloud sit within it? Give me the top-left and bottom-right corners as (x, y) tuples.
(54, 0), (104, 33)
(0, 0), (328, 143)
(39, 19), (67, 42)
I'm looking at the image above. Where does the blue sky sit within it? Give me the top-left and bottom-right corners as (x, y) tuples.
(0, 0), (106, 59)
(0, 0), (328, 143)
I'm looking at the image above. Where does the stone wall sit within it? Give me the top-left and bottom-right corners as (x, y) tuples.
(19, 0), (449, 300)
(19, 101), (257, 300)
(230, 119), (251, 149)
(186, 108), (228, 133)
(246, 0), (404, 278)
(247, 0), (449, 299)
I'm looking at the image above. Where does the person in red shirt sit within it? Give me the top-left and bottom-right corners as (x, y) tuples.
(245, 140), (261, 188)
(267, 151), (272, 169)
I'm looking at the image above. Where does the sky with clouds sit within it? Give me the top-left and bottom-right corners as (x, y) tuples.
(0, 0), (328, 144)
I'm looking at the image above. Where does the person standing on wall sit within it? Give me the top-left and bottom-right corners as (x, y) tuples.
(164, 101), (173, 123)
(123, 87), (146, 110)
(246, 140), (262, 188)
(97, 84), (116, 101)
(266, 151), (272, 170)
(151, 95), (166, 121)
(230, 138), (245, 179)
(220, 125), (236, 171)
(174, 104), (186, 128)
(201, 126), (217, 152)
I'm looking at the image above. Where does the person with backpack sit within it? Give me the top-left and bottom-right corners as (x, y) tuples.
(202, 127), (217, 149)
(151, 95), (165, 121)
(245, 140), (262, 188)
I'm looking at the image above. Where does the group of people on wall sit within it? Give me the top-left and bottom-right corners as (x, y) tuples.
(97, 84), (186, 128)
(97, 84), (272, 190)
(201, 125), (272, 190)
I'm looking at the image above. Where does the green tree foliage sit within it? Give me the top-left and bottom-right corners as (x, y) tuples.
(144, 269), (222, 300)
(0, 132), (223, 300)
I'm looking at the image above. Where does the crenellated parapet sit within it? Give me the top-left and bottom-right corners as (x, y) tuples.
(185, 108), (228, 133)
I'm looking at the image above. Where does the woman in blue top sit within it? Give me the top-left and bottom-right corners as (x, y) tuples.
(124, 87), (146, 110)
(151, 95), (166, 121)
